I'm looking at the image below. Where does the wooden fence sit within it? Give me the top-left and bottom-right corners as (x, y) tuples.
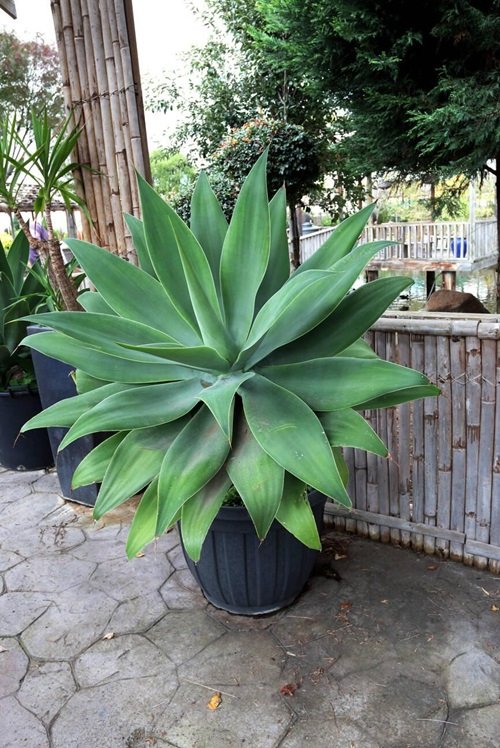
(324, 312), (500, 573)
(299, 219), (497, 268)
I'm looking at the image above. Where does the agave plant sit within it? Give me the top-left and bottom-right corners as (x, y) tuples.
(21, 152), (439, 560)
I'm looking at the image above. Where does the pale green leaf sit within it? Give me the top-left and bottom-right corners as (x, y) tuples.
(124, 213), (156, 276)
(180, 470), (231, 562)
(198, 371), (254, 440)
(72, 433), (127, 487)
(126, 478), (159, 559)
(78, 291), (116, 315)
(276, 475), (321, 550)
(190, 171), (228, 296)
(320, 409), (388, 456)
(355, 384), (441, 410)
(255, 187), (290, 311)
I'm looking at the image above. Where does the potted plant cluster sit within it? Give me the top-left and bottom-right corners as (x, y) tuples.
(0, 231), (53, 470)
(21, 152), (439, 614)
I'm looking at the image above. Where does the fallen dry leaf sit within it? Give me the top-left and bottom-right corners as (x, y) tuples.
(280, 682), (300, 697)
(491, 605), (499, 613)
(480, 587), (491, 597)
(0, 645), (7, 653)
(102, 632), (115, 640)
(136, 551), (145, 558)
(340, 601), (353, 611)
(427, 564), (438, 571)
(207, 691), (222, 710)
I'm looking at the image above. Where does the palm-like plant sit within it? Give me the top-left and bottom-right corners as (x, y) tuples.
(22, 153), (439, 560)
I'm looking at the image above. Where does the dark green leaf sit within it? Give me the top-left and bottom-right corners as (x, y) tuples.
(276, 474), (321, 549)
(180, 470), (231, 562)
(320, 409), (388, 456)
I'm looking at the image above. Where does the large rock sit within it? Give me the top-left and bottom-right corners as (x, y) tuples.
(425, 289), (490, 313)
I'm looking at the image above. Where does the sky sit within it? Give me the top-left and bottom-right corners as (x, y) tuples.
(0, 0), (209, 147)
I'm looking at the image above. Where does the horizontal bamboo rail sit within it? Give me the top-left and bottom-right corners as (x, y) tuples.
(325, 312), (500, 574)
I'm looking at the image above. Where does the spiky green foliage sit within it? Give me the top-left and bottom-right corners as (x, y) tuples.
(21, 153), (439, 560)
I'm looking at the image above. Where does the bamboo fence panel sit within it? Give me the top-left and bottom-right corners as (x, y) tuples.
(50, 0), (150, 260)
(327, 313), (500, 574)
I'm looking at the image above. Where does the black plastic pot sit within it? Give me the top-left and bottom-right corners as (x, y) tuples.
(180, 490), (326, 616)
(27, 326), (98, 506)
(0, 388), (53, 471)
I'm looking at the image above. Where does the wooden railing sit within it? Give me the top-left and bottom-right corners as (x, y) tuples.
(324, 312), (500, 573)
(298, 219), (497, 265)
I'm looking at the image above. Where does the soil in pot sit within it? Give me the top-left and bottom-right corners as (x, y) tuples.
(180, 490), (326, 616)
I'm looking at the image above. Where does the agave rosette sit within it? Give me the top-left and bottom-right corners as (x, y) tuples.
(22, 153), (439, 560)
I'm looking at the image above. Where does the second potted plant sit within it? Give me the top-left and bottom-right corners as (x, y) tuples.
(21, 152), (439, 614)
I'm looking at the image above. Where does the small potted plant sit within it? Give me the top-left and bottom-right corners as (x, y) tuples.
(0, 231), (53, 470)
(21, 153), (439, 614)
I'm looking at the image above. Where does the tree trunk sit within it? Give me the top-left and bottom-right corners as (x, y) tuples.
(289, 201), (301, 268)
(44, 208), (82, 311)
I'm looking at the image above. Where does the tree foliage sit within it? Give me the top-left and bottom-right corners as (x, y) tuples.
(149, 149), (196, 202)
(0, 30), (64, 128)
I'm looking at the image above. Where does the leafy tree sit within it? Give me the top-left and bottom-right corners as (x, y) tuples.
(0, 30), (64, 127)
(149, 149), (195, 202)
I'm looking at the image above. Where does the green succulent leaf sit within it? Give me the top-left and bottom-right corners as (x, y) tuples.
(72, 433), (127, 487)
(78, 291), (116, 315)
(94, 420), (188, 519)
(24, 331), (197, 383)
(260, 357), (432, 411)
(120, 342), (230, 373)
(332, 448), (349, 487)
(21, 382), (132, 432)
(294, 203), (376, 275)
(126, 478), (160, 559)
(241, 241), (392, 367)
(320, 409), (388, 457)
(240, 375), (351, 505)
(65, 238), (200, 345)
(336, 339), (379, 359)
(180, 470), (232, 562)
(156, 405), (231, 535)
(220, 150), (270, 347)
(355, 384), (441, 410)
(6, 230), (29, 292)
(190, 171), (228, 296)
(124, 213), (156, 277)
(198, 371), (254, 440)
(276, 475), (321, 550)
(226, 414), (284, 539)
(59, 378), (203, 449)
(266, 277), (412, 365)
(255, 187), (290, 311)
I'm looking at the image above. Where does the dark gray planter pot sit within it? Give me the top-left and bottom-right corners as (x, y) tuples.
(27, 325), (98, 506)
(0, 387), (53, 471)
(180, 490), (326, 616)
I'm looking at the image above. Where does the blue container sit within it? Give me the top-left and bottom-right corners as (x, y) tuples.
(450, 237), (467, 258)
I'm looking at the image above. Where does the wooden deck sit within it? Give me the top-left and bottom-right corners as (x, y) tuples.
(299, 218), (498, 271)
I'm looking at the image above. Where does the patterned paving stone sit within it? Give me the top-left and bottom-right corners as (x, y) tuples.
(17, 661), (76, 725)
(74, 633), (176, 688)
(160, 569), (207, 610)
(107, 591), (167, 634)
(0, 524), (85, 557)
(0, 492), (64, 531)
(0, 637), (29, 697)
(166, 541), (187, 570)
(147, 609), (225, 665)
(21, 583), (118, 659)
(0, 483), (32, 505)
(154, 683), (291, 748)
(0, 695), (49, 748)
(89, 553), (173, 602)
(178, 630), (285, 686)
(280, 718), (380, 748)
(71, 537), (130, 562)
(0, 592), (52, 636)
(50, 674), (178, 748)
(0, 548), (24, 571)
(4, 553), (96, 593)
(442, 703), (500, 748)
(32, 471), (62, 494)
(447, 649), (500, 709)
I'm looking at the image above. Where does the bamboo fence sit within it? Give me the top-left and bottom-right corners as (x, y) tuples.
(325, 312), (500, 574)
(50, 0), (151, 261)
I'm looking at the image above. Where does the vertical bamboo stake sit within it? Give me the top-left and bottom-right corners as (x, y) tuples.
(411, 333), (425, 552)
(476, 338), (496, 570)
(464, 336), (482, 566)
(423, 334), (438, 556)
(397, 332), (412, 549)
(436, 335), (452, 559)
(375, 330), (390, 543)
(450, 336), (467, 562)
(386, 331), (401, 547)
(490, 338), (500, 574)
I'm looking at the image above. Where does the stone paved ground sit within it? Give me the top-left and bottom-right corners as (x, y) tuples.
(0, 467), (499, 748)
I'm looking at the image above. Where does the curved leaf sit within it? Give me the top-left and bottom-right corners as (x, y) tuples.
(6, 230), (29, 292)
(294, 203), (375, 275)
(320, 409), (388, 457)
(276, 475), (321, 550)
(156, 405), (231, 535)
(226, 414), (284, 538)
(266, 277), (412, 365)
(120, 342), (230, 372)
(255, 187), (290, 311)
(180, 470), (232, 562)
(59, 378), (202, 449)
(72, 433), (127, 487)
(190, 171), (228, 296)
(126, 478), (159, 559)
(260, 357), (434, 411)
(240, 375), (351, 505)
(220, 150), (270, 347)
(198, 371), (254, 440)
(355, 384), (441, 410)
(124, 213), (156, 277)
(65, 238), (200, 345)
(94, 420), (188, 519)
(78, 291), (116, 315)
